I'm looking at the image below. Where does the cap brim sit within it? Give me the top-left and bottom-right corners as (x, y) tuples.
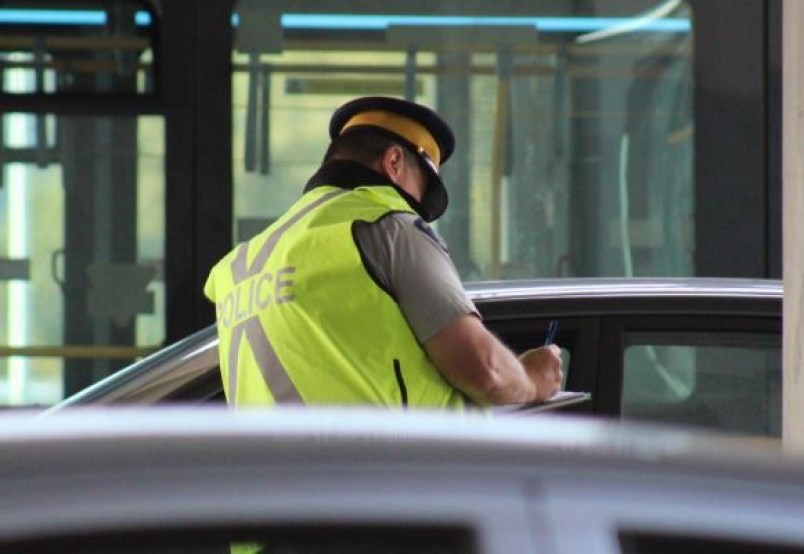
(420, 165), (448, 222)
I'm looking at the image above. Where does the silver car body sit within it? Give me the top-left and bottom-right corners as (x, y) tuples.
(52, 278), (783, 434)
(5, 407), (804, 553)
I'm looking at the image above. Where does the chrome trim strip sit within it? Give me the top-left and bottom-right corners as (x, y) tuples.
(465, 278), (783, 302)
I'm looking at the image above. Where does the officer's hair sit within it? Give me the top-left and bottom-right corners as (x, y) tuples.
(323, 128), (418, 169)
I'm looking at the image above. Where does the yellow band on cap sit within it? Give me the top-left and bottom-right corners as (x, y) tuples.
(340, 110), (441, 168)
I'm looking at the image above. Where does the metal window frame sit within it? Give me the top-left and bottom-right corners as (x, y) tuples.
(692, 0), (781, 279)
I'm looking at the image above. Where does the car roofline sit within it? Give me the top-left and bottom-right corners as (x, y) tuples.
(465, 277), (783, 302)
(17, 407), (793, 469)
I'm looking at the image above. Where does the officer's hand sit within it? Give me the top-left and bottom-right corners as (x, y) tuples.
(518, 345), (563, 402)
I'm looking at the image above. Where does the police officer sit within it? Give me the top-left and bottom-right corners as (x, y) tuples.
(204, 96), (562, 408)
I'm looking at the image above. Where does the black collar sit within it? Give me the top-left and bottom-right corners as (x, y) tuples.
(303, 160), (429, 219)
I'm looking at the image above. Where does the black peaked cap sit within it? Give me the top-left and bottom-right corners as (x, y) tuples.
(328, 96), (455, 221)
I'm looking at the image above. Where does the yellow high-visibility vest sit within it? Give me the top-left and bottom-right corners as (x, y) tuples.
(204, 184), (466, 409)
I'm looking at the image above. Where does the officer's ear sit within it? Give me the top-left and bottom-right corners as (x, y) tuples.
(379, 144), (406, 183)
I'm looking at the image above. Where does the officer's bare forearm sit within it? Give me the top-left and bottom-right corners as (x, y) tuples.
(425, 315), (540, 405)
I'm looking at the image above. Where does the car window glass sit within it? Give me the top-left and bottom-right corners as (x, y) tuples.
(559, 347), (571, 389)
(619, 531), (804, 554)
(621, 332), (781, 436)
(0, 526), (476, 554)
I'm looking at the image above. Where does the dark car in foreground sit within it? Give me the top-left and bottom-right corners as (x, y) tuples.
(54, 278), (783, 437)
(4, 407), (804, 553)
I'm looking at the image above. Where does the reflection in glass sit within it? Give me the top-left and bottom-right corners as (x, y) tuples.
(0, 113), (165, 406)
(0, 1), (156, 95)
(622, 333), (781, 436)
(230, 1), (694, 281)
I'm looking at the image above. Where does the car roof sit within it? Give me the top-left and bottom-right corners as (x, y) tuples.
(8, 408), (804, 551)
(465, 277), (783, 302)
(8, 407), (796, 473)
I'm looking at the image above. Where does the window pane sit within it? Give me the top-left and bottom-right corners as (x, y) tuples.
(0, 114), (165, 406)
(231, 1), (693, 281)
(622, 332), (781, 436)
(0, 526), (476, 554)
(620, 531), (804, 554)
(0, 2), (156, 95)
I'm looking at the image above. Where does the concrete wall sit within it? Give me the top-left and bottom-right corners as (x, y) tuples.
(783, 0), (804, 450)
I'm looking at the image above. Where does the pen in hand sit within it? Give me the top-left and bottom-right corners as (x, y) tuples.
(544, 319), (559, 346)
(544, 320), (563, 397)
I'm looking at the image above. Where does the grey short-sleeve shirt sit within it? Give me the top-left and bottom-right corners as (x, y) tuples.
(353, 212), (479, 343)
